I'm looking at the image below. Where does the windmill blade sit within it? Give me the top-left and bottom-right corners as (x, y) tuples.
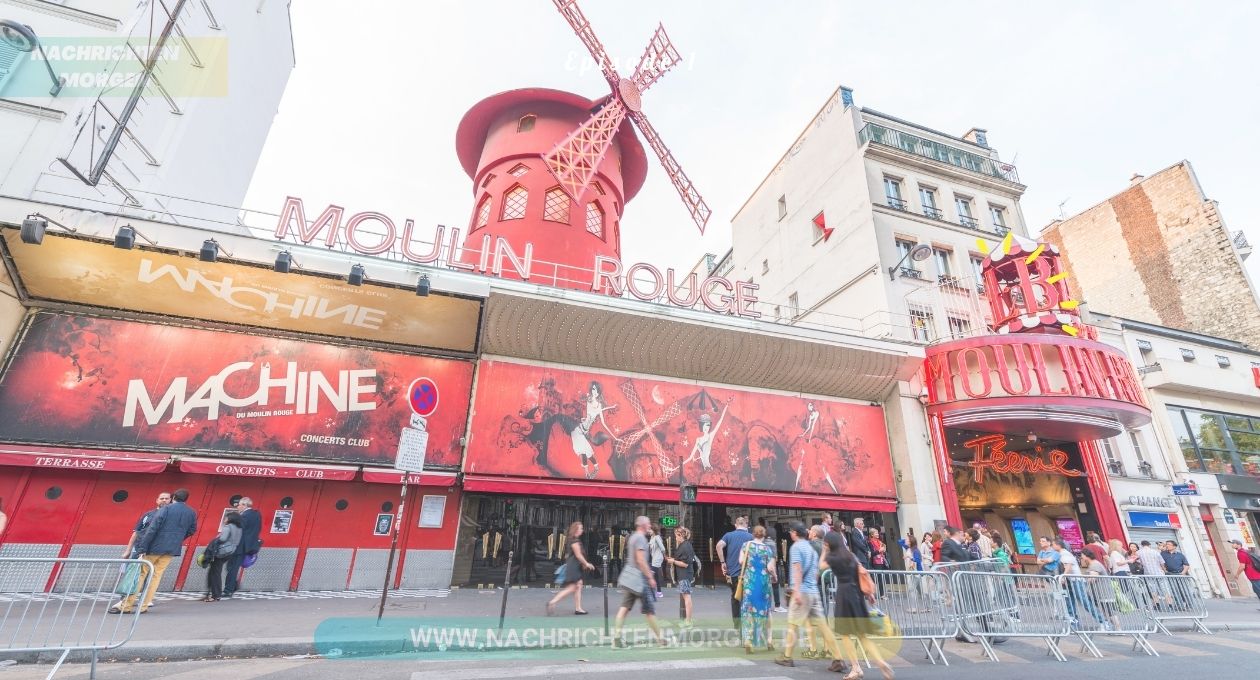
(631, 24), (682, 93)
(542, 97), (627, 201)
(552, 0), (621, 89)
(628, 110), (711, 233)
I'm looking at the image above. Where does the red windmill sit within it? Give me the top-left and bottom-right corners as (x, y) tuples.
(544, 0), (711, 233)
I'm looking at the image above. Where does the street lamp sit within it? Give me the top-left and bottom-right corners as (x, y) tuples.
(0, 20), (65, 96)
(888, 243), (933, 280)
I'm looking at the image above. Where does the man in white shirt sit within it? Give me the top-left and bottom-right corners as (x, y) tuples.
(975, 525), (994, 559)
(1056, 538), (1106, 629)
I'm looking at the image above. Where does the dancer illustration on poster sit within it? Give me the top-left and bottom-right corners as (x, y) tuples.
(572, 382), (618, 479)
(802, 402), (819, 441)
(682, 405), (729, 470)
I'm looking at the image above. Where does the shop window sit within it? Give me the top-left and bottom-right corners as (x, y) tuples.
(112, 490), (129, 503)
(45, 486), (62, 500)
(517, 114), (536, 132)
(585, 202), (604, 238)
(335, 499), (349, 511)
(381, 501), (394, 513)
(501, 185), (528, 220)
(280, 496), (294, 509)
(543, 187), (571, 223)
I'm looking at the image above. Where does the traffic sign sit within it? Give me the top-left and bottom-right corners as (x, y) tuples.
(1171, 483), (1200, 496)
(680, 485), (697, 504)
(408, 377), (440, 417)
(394, 426), (429, 473)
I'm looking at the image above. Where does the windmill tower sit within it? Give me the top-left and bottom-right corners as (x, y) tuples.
(454, 0), (709, 289)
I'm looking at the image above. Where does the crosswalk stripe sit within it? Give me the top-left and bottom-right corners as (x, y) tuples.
(1146, 638), (1212, 656)
(1190, 635), (1260, 655)
(409, 658), (755, 680)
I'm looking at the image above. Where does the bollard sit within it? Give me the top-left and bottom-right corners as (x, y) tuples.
(498, 549), (514, 632)
(602, 554), (610, 636)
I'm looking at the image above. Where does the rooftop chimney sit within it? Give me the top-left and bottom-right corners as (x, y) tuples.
(1130, 173), (1145, 186)
(963, 128), (989, 148)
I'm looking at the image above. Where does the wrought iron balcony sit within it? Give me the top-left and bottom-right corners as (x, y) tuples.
(959, 215), (979, 229)
(1106, 459), (1125, 476)
(923, 206), (944, 220)
(899, 267), (924, 280)
(886, 197), (908, 211)
(993, 225), (1010, 237)
(859, 123), (1021, 184)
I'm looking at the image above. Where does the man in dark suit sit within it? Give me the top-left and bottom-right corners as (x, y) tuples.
(111, 488), (197, 614)
(939, 526), (971, 563)
(223, 496), (263, 598)
(849, 517), (872, 568)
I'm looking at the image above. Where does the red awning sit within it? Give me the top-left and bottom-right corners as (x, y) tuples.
(697, 487), (897, 513)
(463, 475), (678, 502)
(179, 457), (358, 481)
(361, 467), (458, 487)
(0, 445), (170, 473)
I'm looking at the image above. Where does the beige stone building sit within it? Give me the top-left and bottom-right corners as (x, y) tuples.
(1042, 162), (1260, 348)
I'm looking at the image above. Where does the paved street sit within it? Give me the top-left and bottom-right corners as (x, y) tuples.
(3, 629), (1260, 680)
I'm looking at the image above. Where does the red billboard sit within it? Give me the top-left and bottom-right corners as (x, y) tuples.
(465, 361), (895, 498)
(0, 313), (473, 467)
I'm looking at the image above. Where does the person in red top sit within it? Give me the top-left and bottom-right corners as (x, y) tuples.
(1231, 539), (1260, 602)
(930, 531), (943, 564)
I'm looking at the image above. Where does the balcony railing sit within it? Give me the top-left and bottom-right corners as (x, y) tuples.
(993, 225), (1010, 236)
(859, 122), (1021, 184)
(959, 215), (979, 229)
(923, 206), (944, 220)
(899, 267), (924, 280)
(886, 197), (908, 211)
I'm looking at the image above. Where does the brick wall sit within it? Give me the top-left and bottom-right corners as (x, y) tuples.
(1043, 162), (1260, 348)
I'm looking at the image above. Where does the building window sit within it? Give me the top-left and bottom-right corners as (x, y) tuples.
(480, 173), (496, 189)
(777, 195), (787, 220)
(947, 315), (970, 338)
(919, 186), (942, 219)
(1099, 438), (1119, 464)
(591, 182), (605, 195)
(909, 305), (934, 342)
(1216, 355), (1232, 368)
(1129, 430), (1148, 463)
(517, 114), (536, 132)
(933, 247), (954, 278)
(812, 212), (827, 242)
(508, 163), (529, 177)
(773, 305), (782, 321)
(501, 185), (528, 220)
(956, 196), (977, 228)
(1168, 405), (1260, 476)
(585, 202), (604, 237)
(761, 259), (770, 275)
(473, 195), (491, 231)
(1180, 348), (1196, 362)
(969, 255), (985, 288)
(543, 187), (571, 223)
(884, 177), (905, 210)
(788, 292), (800, 318)
(989, 204), (1007, 232)
(895, 239), (922, 279)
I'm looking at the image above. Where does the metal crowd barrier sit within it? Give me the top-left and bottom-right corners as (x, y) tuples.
(1141, 574), (1212, 635)
(951, 571), (1072, 662)
(1058, 574), (1157, 657)
(0, 557), (152, 679)
(822, 569), (958, 666)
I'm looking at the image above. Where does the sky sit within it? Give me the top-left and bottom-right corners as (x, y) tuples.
(244, 1), (1260, 283)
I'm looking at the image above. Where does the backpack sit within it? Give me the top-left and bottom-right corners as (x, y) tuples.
(1247, 551), (1260, 572)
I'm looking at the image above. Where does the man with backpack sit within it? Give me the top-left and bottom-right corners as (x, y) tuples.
(1231, 539), (1260, 603)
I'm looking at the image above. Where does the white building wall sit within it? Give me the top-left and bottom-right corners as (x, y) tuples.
(0, 0), (293, 231)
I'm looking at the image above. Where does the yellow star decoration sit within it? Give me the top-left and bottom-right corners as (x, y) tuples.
(1047, 272), (1068, 284)
(975, 238), (989, 254)
(1001, 232), (1014, 255)
(1024, 244), (1045, 264)
(1059, 300), (1080, 310)
(1062, 325), (1079, 337)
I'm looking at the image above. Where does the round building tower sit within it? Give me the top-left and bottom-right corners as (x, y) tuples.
(455, 88), (648, 289)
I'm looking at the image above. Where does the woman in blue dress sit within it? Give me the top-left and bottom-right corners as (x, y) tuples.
(738, 525), (775, 653)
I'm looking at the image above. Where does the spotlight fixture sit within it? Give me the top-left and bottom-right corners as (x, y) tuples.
(274, 250), (293, 273)
(348, 263), (366, 286)
(19, 212), (77, 245)
(114, 225), (136, 249)
(887, 243), (934, 280)
(416, 274), (430, 297)
(0, 20), (66, 96)
(199, 239), (219, 262)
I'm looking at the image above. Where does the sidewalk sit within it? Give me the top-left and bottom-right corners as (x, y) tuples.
(4, 585), (1258, 664)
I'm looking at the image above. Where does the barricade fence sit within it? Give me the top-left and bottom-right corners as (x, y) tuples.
(823, 569), (958, 665)
(1058, 574), (1158, 658)
(0, 557), (152, 680)
(952, 571), (1071, 662)
(1141, 574), (1211, 635)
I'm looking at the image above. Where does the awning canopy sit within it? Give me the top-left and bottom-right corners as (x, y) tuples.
(0, 445), (169, 473)
(361, 468), (458, 487)
(179, 457), (358, 481)
(697, 487), (897, 513)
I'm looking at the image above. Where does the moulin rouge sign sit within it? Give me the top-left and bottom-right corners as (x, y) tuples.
(275, 197), (762, 318)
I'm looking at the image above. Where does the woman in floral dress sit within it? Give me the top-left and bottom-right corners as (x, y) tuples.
(738, 525), (775, 653)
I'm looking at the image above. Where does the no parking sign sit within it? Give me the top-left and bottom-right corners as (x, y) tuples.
(408, 377), (439, 417)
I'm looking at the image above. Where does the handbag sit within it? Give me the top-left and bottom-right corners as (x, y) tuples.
(553, 564), (566, 586)
(242, 553), (259, 569)
(858, 565), (876, 599)
(114, 563), (142, 595)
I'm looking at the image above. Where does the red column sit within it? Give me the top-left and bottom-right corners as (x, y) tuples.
(1077, 440), (1126, 541)
(926, 413), (963, 528)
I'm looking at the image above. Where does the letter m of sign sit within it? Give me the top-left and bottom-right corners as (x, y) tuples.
(275, 196), (346, 247)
